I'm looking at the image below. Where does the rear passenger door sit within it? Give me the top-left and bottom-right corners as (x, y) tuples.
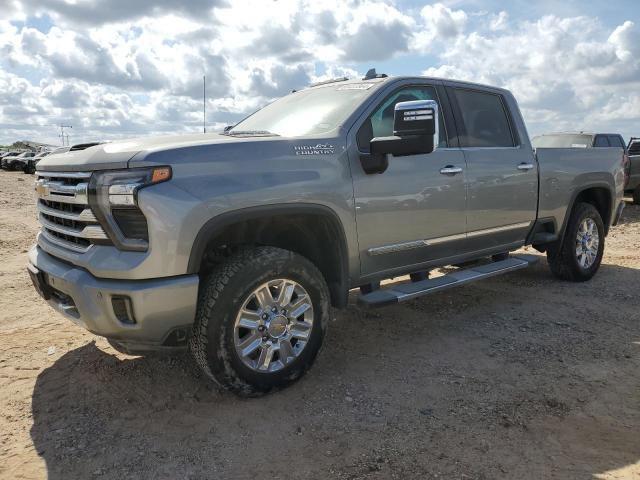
(447, 85), (537, 250)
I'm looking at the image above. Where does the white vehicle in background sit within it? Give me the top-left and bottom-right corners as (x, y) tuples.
(2, 151), (36, 171)
(532, 132), (632, 200)
(23, 147), (71, 174)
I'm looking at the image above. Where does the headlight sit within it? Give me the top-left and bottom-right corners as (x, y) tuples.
(88, 167), (171, 251)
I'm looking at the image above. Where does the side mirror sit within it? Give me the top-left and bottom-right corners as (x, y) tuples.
(361, 100), (438, 174)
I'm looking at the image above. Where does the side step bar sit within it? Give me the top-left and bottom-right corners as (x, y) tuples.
(358, 254), (539, 307)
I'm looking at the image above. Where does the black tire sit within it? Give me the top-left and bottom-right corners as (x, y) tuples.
(190, 246), (330, 396)
(547, 202), (605, 282)
(633, 187), (640, 205)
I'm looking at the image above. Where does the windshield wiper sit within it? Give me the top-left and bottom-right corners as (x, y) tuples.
(223, 130), (280, 137)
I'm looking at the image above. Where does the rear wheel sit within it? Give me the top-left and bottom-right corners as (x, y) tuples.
(547, 202), (604, 282)
(190, 246), (330, 395)
(633, 187), (640, 205)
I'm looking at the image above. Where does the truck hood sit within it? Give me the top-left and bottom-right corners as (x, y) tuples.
(36, 133), (266, 172)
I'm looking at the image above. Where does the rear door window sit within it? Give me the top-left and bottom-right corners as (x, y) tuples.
(594, 135), (609, 147)
(451, 89), (515, 148)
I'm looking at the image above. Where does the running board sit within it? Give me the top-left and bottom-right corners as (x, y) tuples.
(358, 254), (539, 307)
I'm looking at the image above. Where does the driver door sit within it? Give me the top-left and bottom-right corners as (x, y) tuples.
(347, 82), (468, 279)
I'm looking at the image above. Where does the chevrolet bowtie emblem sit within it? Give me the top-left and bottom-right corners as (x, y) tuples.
(35, 180), (50, 196)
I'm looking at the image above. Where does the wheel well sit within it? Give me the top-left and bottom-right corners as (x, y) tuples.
(573, 187), (612, 234)
(190, 209), (349, 308)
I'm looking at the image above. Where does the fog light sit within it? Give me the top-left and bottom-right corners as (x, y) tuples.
(111, 296), (136, 324)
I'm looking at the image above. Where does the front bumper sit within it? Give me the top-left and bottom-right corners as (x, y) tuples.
(28, 245), (199, 351)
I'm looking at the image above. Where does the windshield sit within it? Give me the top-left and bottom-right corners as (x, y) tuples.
(532, 134), (593, 148)
(229, 83), (377, 137)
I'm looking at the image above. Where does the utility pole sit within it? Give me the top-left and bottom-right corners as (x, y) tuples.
(203, 75), (206, 134)
(59, 124), (72, 146)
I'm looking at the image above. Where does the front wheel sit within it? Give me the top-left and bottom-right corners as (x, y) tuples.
(547, 202), (605, 282)
(190, 246), (330, 395)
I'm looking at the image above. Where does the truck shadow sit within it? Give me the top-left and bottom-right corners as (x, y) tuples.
(30, 261), (640, 479)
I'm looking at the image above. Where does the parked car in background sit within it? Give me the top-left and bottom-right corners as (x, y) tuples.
(1, 151), (22, 169)
(22, 151), (51, 174)
(2, 151), (35, 170)
(532, 132), (631, 195)
(22, 147), (73, 174)
(627, 138), (640, 204)
(531, 132), (627, 150)
(29, 74), (626, 395)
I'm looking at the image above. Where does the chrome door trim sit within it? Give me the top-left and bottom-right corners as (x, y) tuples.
(367, 239), (429, 256)
(466, 221), (532, 238)
(425, 232), (467, 245)
(366, 222), (531, 256)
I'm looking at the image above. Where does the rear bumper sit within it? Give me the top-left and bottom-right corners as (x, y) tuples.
(28, 245), (199, 350)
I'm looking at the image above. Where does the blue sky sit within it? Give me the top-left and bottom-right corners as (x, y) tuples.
(0, 0), (638, 145)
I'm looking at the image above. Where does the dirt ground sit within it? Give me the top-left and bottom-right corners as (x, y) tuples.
(0, 170), (638, 480)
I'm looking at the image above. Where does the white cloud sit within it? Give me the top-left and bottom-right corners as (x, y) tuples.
(0, 1), (638, 145)
(422, 14), (640, 138)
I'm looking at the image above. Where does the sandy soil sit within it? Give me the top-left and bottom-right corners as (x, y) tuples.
(0, 170), (639, 480)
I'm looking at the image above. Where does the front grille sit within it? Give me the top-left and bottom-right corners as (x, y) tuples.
(35, 171), (110, 252)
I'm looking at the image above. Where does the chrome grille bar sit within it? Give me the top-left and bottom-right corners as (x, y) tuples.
(38, 214), (109, 240)
(36, 171), (92, 179)
(39, 230), (91, 253)
(37, 202), (97, 222)
(35, 179), (88, 204)
(35, 170), (111, 252)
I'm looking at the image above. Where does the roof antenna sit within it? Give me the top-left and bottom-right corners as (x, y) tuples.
(363, 68), (387, 80)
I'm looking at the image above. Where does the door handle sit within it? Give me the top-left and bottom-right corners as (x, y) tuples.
(440, 166), (463, 175)
(517, 163), (534, 171)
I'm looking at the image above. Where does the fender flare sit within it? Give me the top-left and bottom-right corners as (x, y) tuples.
(187, 203), (350, 307)
(557, 181), (615, 244)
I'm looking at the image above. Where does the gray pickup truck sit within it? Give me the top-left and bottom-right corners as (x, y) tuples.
(28, 74), (626, 394)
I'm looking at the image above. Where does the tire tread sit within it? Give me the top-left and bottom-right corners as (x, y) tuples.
(547, 202), (604, 282)
(190, 246), (329, 395)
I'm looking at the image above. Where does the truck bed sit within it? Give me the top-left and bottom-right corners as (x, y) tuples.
(535, 147), (625, 233)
